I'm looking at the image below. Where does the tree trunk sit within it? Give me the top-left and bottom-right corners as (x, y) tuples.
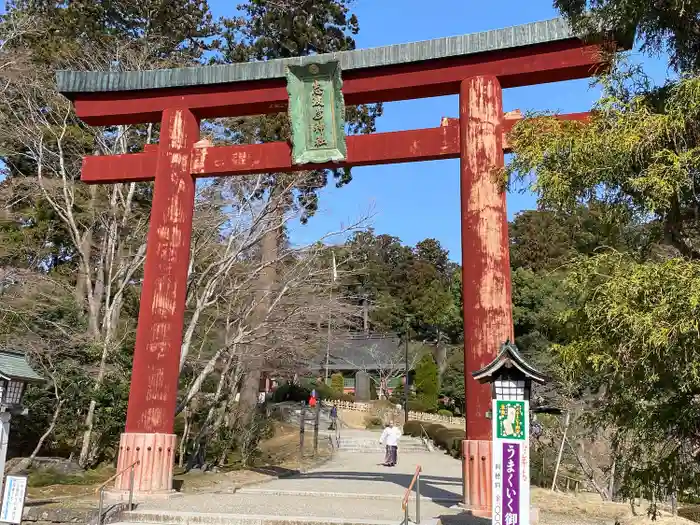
(176, 345), (229, 415)
(362, 297), (369, 332)
(79, 304), (118, 467)
(608, 458), (616, 502)
(216, 363), (243, 466)
(178, 406), (190, 468)
(433, 342), (447, 380)
(9, 399), (63, 474)
(75, 229), (92, 311)
(238, 193), (281, 427)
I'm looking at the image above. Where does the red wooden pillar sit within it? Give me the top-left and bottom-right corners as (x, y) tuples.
(115, 108), (199, 494)
(459, 76), (514, 514)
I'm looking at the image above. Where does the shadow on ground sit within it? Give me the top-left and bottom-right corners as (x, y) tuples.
(248, 466), (299, 477)
(439, 514), (490, 525)
(294, 470), (462, 508)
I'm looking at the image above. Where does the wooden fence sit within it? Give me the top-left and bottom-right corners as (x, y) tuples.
(329, 400), (466, 426)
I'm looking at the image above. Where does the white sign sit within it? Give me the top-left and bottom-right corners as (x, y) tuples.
(492, 399), (530, 525)
(0, 475), (27, 524)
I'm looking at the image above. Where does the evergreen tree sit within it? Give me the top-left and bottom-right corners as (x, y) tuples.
(554, 0), (700, 72)
(413, 353), (439, 413)
(217, 0), (383, 445)
(508, 57), (700, 501)
(330, 372), (344, 393)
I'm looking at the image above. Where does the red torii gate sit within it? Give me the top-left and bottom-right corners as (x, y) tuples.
(57, 17), (628, 510)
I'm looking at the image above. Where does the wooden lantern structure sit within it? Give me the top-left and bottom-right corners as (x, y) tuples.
(0, 350), (43, 495)
(0, 350), (43, 414)
(473, 340), (546, 403)
(470, 341), (546, 523)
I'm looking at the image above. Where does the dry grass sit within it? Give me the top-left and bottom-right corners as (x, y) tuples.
(337, 408), (367, 429)
(618, 516), (697, 524)
(533, 487), (630, 521)
(533, 488), (698, 524)
(26, 421), (331, 500)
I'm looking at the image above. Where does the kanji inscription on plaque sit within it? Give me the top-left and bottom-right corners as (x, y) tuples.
(286, 61), (346, 164)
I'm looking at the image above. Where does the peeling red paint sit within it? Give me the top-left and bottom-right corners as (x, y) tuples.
(125, 108), (199, 436)
(191, 144), (209, 173)
(81, 112), (591, 185)
(459, 76), (513, 442)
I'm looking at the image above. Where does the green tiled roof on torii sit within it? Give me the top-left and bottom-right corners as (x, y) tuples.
(57, 17), (600, 94)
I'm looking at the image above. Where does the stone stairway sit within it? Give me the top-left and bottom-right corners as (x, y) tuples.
(109, 490), (456, 525)
(270, 406), (431, 454)
(336, 430), (428, 453)
(338, 435), (428, 453)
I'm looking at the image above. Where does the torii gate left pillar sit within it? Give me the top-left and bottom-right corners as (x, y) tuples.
(114, 108), (200, 493)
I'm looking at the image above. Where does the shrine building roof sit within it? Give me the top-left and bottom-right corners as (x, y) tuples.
(56, 17), (625, 95)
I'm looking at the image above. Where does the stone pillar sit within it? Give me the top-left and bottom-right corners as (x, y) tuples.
(459, 76), (514, 514)
(355, 371), (371, 402)
(116, 108), (199, 494)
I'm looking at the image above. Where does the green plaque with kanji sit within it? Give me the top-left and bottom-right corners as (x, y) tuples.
(495, 400), (526, 440)
(286, 61), (346, 165)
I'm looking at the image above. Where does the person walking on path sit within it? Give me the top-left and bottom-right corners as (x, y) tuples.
(380, 421), (401, 466)
(329, 403), (338, 430)
(379, 422), (391, 465)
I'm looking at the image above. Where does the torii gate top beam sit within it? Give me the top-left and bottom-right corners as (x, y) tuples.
(56, 18), (631, 126)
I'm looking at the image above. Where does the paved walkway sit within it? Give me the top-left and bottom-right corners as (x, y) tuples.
(129, 431), (613, 525)
(135, 430), (463, 523)
(236, 449), (463, 502)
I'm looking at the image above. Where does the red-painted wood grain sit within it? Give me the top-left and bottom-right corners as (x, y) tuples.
(459, 76), (514, 442)
(80, 112), (589, 183)
(124, 108), (199, 435)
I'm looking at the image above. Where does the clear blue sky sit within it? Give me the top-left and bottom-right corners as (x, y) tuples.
(85, 0), (672, 264)
(205, 0), (669, 262)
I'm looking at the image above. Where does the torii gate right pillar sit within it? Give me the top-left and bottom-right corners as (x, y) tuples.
(459, 75), (514, 516)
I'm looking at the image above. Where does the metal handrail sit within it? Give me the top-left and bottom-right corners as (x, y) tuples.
(402, 465), (422, 525)
(419, 425), (433, 452)
(96, 459), (139, 525)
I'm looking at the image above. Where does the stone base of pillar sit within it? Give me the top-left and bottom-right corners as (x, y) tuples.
(462, 439), (492, 517)
(115, 433), (176, 494)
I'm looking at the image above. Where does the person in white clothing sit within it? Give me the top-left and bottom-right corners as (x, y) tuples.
(379, 421), (401, 466)
(379, 423), (391, 465)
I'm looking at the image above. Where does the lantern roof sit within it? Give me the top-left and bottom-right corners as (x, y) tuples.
(472, 341), (546, 384)
(0, 350), (43, 383)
